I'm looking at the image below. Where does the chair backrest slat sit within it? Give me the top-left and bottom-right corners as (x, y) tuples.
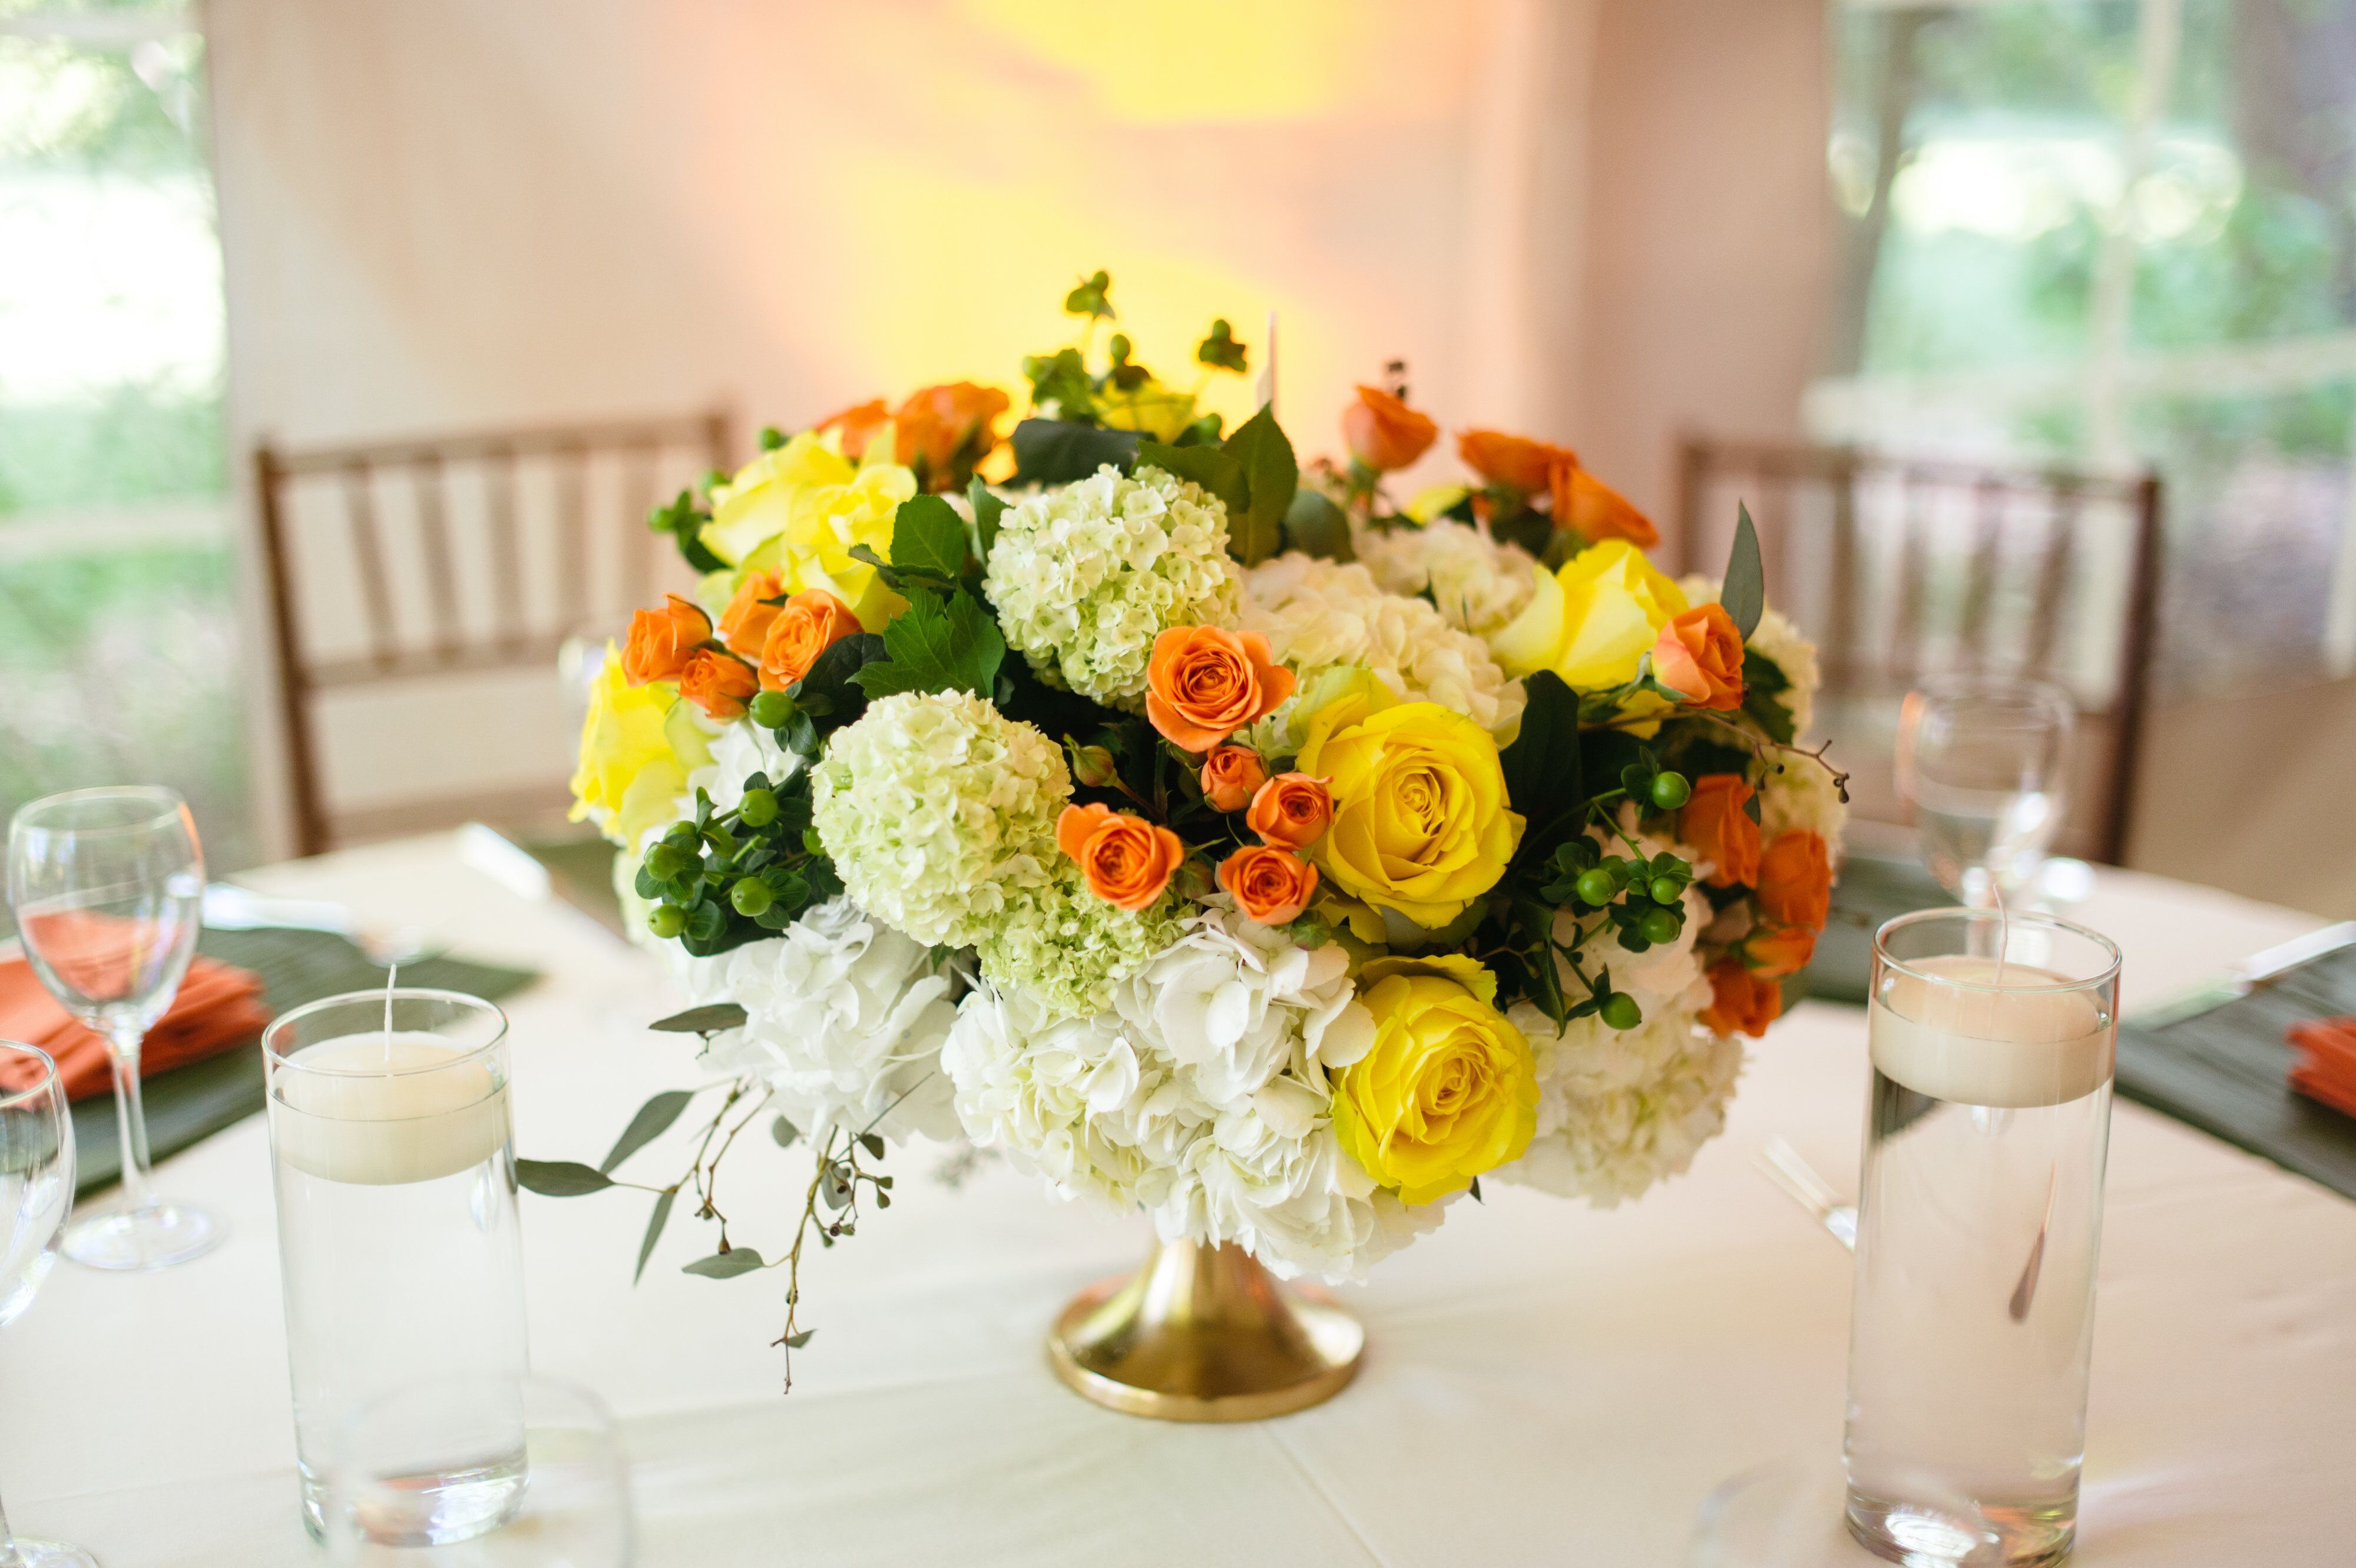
(412, 454), (462, 659)
(341, 461), (400, 670)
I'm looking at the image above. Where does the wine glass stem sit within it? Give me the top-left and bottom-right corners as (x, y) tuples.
(105, 1023), (160, 1215)
(0, 1481), (22, 1568)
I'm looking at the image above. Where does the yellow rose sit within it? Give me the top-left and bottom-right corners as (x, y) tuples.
(568, 646), (714, 850)
(1403, 483), (1470, 525)
(1295, 686), (1524, 929)
(702, 432), (917, 631)
(1331, 954), (1537, 1204)
(1488, 538), (1689, 690)
(1095, 377), (1198, 442)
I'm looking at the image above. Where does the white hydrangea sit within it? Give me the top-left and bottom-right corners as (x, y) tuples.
(974, 861), (1185, 1024)
(810, 690), (1068, 948)
(1352, 519), (1538, 639)
(1240, 553), (1526, 740)
(982, 463), (1242, 704)
(684, 898), (961, 1146)
(687, 717), (797, 815)
(1678, 575), (1821, 737)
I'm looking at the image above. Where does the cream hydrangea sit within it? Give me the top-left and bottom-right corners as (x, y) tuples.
(684, 898), (961, 1146)
(1240, 553), (1526, 740)
(982, 463), (1241, 704)
(975, 861), (1186, 1024)
(1759, 747), (1849, 852)
(1352, 519), (1538, 639)
(810, 690), (1068, 948)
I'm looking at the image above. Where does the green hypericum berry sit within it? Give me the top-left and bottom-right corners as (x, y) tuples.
(647, 904), (687, 940)
(730, 879), (775, 917)
(1650, 770), (1692, 810)
(749, 690), (795, 729)
(738, 788), (779, 828)
(1574, 868), (1617, 907)
(1649, 876), (1683, 905)
(1599, 993), (1643, 1031)
(645, 843), (684, 882)
(663, 821), (700, 852)
(1639, 906), (1681, 945)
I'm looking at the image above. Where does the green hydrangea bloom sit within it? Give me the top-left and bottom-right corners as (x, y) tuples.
(977, 861), (1185, 1023)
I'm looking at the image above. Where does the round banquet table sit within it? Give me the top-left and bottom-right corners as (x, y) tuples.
(2, 832), (2351, 1566)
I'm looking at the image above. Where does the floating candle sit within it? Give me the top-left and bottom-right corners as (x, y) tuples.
(268, 1032), (509, 1185)
(1869, 955), (2115, 1109)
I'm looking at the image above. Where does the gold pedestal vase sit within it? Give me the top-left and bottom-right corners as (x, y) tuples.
(1047, 1236), (1364, 1421)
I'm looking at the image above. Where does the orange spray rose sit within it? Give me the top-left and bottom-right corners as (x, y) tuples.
(679, 648), (759, 720)
(1057, 803), (1184, 912)
(1218, 844), (1320, 926)
(758, 590), (863, 691)
(719, 570), (788, 659)
(1701, 959), (1782, 1038)
(812, 399), (893, 459)
(1743, 925), (1818, 980)
(623, 594), (711, 686)
(1245, 773), (1334, 849)
(1458, 429), (1578, 493)
(1199, 746), (1269, 812)
(1550, 465), (1659, 548)
(1144, 626), (1296, 753)
(1342, 386), (1439, 472)
(895, 382), (1010, 475)
(1755, 830), (1832, 931)
(1650, 604), (1745, 711)
(1680, 774), (1762, 888)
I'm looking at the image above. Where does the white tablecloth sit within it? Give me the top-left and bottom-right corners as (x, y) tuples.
(5, 835), (2352, 1565)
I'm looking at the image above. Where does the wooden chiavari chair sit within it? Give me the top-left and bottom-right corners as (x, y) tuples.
(1672, 438), (2163, 865)
(254, 409), (732, 855)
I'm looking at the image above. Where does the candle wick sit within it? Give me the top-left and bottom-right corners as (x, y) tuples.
(383, 961), (398, 1063)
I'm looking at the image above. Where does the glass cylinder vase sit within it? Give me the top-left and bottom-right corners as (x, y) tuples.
(1845, 909), (2121, 1567)
(262, 989), (528, 1543)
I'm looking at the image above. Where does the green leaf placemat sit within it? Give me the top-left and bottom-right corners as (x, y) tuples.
(1801, 852), (1957, 1007)
(514, 831), (626, 938)
(72, 928), (538, 1196)
(2115, 945), (2356, 1202)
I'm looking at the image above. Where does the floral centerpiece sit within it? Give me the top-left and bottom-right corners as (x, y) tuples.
(531, 274), (1847, 1399)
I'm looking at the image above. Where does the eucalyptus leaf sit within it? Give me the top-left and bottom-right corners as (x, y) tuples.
(648, 1003), (746, 1035)
(683, 1247), (766, 1279)
(516, 1159), (614, 1197)
(600, 1089), (694, 1175)
(857, 1132), (886, 1160)
(784, 1329), (815, 1349)
(633, 1189), (676, 1285)
(772, 1114), (800, 1149)
(1282, 487), (1354, 562)
(1721, 502), (1765, 639)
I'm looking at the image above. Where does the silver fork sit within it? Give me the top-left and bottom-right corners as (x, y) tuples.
(1753, 1137), (1857, 1251)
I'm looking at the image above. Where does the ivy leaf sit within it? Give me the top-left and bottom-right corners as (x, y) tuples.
(1499, 671), (1583, 867)
(633, 1189), (676, 1285)
(852, 587), (1007, 700)
(599, 1089), (694, 1174)
(683, 1247), (766, 1279)
(1721, 502), (1765, 639)
(1282, 487), (1354, 563)
(1134, 439), (1248, 519)
(1011, 418), (1138, 485)
(648, 1003), (747, 1035)
(891, 494), (968, 579)
(969, 477), (1008, 561)
(1220, 403), (1298, 567)
(516, 1159), (614, 1197)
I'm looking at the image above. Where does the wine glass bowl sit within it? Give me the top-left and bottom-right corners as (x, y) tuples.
(1894, 676), (2075, 908)
(7, 786), (222, 1271)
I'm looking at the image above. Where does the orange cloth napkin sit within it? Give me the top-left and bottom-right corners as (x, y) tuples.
(0, 954), (270, 1101)
(2287, 1016), (2356, 1121)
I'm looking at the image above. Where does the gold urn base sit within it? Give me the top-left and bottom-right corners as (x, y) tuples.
(1047, 1238), (1365, 1422)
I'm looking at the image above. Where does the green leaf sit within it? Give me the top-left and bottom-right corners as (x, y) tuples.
(891, 494), (968, 579)
(858, 1132), (886, 1160)
(600, 1089), (694, 1174)
(1221, 403), (1299, 568)
(772, 1114), (800, 1149)
(1282, 487), (1354, 563)
(1742, 646), (1790, 696)
(1721, 502), (1765, 639)
(1133, 439), (1248, 518)
(648, 1003), (747, 1035)
(1742, 683), (1796, 745)
(516, 1159), (614, 1197)
(1498, 671), (1583, 865)
(852, 587), (1007, 700)
(683, 1247), (766, 1279)
(1010, 418), (1138, 485)
(783, 1329), (815, 1349)
(633, 1189), (676, 1285)
(969, 477), (1008, 561)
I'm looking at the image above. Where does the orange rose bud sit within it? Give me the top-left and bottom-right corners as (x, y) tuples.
(1218, 843), (1320, 926)
(719, 569), (788, 659)
(1342, 385), (1439, 472)
(1199, 746), (1269, 812)
(622, 594), (711, 686)
(758, 590), (863, 692)
(1680, 774), (1762, 888)
(1057, 803), (1184, 912)
(1245, 772), (1333, 849)
(1651, 604), (1745, 711)
(679, 647), (759, 720)
(1550, 464), (1659, 549)
(1457, 428), (1578, 493)
(1701, 958), (1782, 1038)
(1755, 830), (1832, 931)
(1743, 924), (1818, 980)
(895, 381), (1011, 474)
(1144, 626), (1297, 753)
(812, 398), (892, 460)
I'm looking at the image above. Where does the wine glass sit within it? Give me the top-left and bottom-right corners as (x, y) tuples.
(1893, 676), (2074, 909)
(325, 1374), (634, 1565)
(0, 1041), (97, 1567)
(6, 786), (222, 1269)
